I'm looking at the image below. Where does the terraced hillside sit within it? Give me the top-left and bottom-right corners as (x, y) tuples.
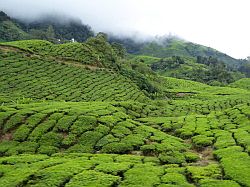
(0, 44), (147, 103)
(0, 39), (250, 187)
(1, 37), (119, 69)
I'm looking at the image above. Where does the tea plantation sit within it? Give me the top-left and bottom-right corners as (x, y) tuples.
(0, 39), (249, 187)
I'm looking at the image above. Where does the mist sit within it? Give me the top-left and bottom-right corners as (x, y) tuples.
(0, 0), (250, 59)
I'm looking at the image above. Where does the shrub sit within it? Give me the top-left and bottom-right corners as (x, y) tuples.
(140, 144), (157, 155)
(13, 124), (31, 141)
(54, 115), (77, 132)
(186, 164), (222, 183)
(39, 132), (64, 147)
(95, 134), (119, 148)
(192, 135), (214, 148)
(161, 173), (193, 186)
(159, 151), (186, 164)
(9, 141), (38, 154)
(120, 163), (163, 186)
(66, 170), (120, 187)
(101, 142), (133, 154)
(98, 115), (120, 127)
(214, 146), (250, 186)
(3, 113), (26, 133)
(199, 179), (240, 187)
(121, 134), (145, 148)
(61, 134), (77, 147)
(28, 120), (57, 141)
(38, 145), (59, 155)
(70, 115), (97, 135)
(0, 141), (18, 156)
(67, 144), (94, 153)
(95, 162), (132, 175)
(184, 152), (200, 162)
(111, 125), (131, 138)
(214, 131), (235, 149)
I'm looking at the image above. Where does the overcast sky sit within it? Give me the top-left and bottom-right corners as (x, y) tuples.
(1, 0), (250, 59)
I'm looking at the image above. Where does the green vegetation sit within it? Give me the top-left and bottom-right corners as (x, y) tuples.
(0, 17), (249, 186)
(149, 56), (245, 85)
(229, 78), (250, 90)
(113, 36), (242, 67)
(0, 11), (94, 43)
(0, 44), (147, 103)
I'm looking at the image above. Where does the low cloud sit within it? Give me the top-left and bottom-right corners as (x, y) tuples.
(0, 0), (250, 58)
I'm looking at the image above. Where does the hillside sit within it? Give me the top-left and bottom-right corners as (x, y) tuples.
(229, 78), (250, 90)
(0, 39), (148, 104)
(129, 55), (245, 85)
(1, 10), (244, 68)
(0, 35), (250, 186)
(111, 36), (243, 67)
(140, 38), (241, 66)
(0, 11), (94, 43)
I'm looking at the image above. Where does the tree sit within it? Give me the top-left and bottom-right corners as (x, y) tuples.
(46, 25), (55, 40)
(0, 11), (10, 21)
(96, 32), (108, 41)
(111, 42), (126, 58)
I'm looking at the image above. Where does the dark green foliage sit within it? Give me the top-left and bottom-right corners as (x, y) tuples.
(0, 141), (18, 156)
(39, 132), (64, 147)
(150, 55), (244, 85)
(151, 56), (185, 70)
(3, 113), (27, 133)
(238, 61), (250, 77)
(86, 33), (119, 69)
(28, 120), (57, 142)
(120, 67), (158, 94)
(0, 20), (29, 42)
(54, 115), (77, 132)
(8, 141), (38, 155)
(0, 11), (10, 22)
(0, 11), (94, 42)
(111, 42), (126, 58)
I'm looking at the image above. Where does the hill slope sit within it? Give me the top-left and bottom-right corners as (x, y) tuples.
(0, 11), (94, 43)
(111, 36), (243, 67)
(229, 78), (250, 90)
(129, 55), (245, 85)
(0, 40), (147, 103)
(0, 36), (250, 186)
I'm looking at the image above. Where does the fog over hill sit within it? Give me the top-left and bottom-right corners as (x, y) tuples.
(0, 0), (250, 59)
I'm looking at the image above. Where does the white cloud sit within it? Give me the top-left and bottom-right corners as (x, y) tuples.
(0, 0), (249, 58)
